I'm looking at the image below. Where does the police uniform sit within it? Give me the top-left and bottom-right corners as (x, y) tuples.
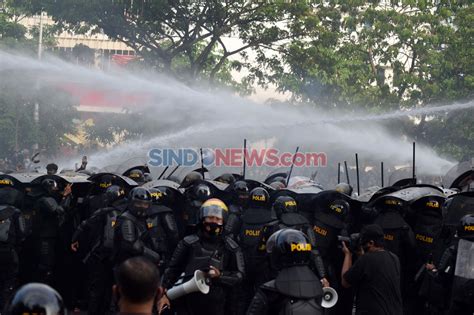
(33, 185), (70, 284)
(72, 202), (125, 315)
(0, 204), (26, 308)
(161, 230), (245, 315)
(246, 229), (324, 315)
(147, 203), (180, 271)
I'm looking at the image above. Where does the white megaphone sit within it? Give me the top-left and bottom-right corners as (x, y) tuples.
(166, 270), (210, 300)
(321, 287), (338, 309)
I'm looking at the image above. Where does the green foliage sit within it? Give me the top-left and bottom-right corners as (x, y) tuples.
(19, 0), (303, 92)
(0, 71), (78, 158)
(264, 1), (473, 109)
(0, 12), (75, 158)
(261, 0), (473, 159)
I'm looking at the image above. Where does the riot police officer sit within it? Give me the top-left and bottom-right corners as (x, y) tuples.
(224, 180), (250, 240)
(82, 174), (114, 219)
(5, 283), (65, 315)
(246, 229), (324, 314)
(183, 182), (213, 235)
(158, 198), (245, 315)
(0, 189), (26, 309)
(113, 187), (161, 265)
(373, 198), (417, 314)
(33, 178), (72, 284)
(238, 187), (279, 311)
(148, 187), (180, 270)
(426, 214), (474, 314)
(272, 196), (329, 287)
(70, 184), (126, 315)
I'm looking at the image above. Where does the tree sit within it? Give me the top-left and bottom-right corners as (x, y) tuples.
(0, 9), (76, 159)
(259, 0), (473, 159)
(17, 0), (306, 89)
(0, 70), (78, 159)
(263, 0), (472, 110)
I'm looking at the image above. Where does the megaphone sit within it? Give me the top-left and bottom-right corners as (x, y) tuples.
(321, 287), (338, 309)
(167, 270), (210, 300)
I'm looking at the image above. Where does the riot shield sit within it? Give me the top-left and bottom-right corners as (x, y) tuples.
(455, 239), (474, 280)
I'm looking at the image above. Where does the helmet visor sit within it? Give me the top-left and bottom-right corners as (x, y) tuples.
(201, 205), (225, 220)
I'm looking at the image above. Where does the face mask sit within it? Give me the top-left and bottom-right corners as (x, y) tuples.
(203, 222), (223, 237)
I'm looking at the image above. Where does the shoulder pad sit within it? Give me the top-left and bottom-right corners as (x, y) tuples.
(225, 236), (240, 252)
(183, 234), (200, 245)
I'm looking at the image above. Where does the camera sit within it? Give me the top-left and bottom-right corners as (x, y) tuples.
(337, 233), (361, 253)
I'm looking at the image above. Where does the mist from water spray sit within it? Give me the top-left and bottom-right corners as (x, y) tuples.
(1, 50), (471, 180)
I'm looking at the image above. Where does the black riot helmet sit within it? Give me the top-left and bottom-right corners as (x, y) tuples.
(99, 174), (114, 190)
(269, 181), (285, 190)
(249, 187), (270, 208)
(215, 173), (236, 185)
(180, 171), (203, 188)
(128, 187), (152, 217)
(128, 169), (145, 184)
(273, 196), (298, 218)
(104, 185), (125, 205)
(269, 176), (286, 186)
(5, 283), (65, 315)
(335, 182), (353, 196)
(232, 180), (249, 203)
(149, 187), (170, 205)
(143, 173), (153, 183)
(326, 199), (349, 218)
(41, 178), (59, 195)
(193, 183), (212, 201)
(266, 229), (312, 270)
(457, 214), (474, 241)
(46, 163), (58, 175)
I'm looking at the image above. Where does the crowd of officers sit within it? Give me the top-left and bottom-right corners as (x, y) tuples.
(0, 167), (473, 315)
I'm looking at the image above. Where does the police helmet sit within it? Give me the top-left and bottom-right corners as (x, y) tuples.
(104, 185), (125, 205)
(335, 183), (353, 196)
(326, 199), (349, 218)
(271, 176), (287, 185)
(99, 174), (114, 189)
(143, 173), (153, 183)
(149, 187), (170, 205)
(128, 187), (152, 217)
(269, 181), (285, 190)
(5, 283), (65, 315)
(198, 198), (229, 222)
(249, 187), (270, 208)
(180, 171), (203, 188)
(128, 169), (145, 183)
(266, 229), (312, 269)
(215, 173), (236, 185)
(457, 214), (474, 240)
(193, 183), (212, 201)
(41, 178), (59, 194)
(233, 180), (249, 198)
(273, 196), (297, 218)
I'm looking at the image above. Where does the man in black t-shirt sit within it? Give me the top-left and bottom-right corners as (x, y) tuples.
(341, 224), (403, 315)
